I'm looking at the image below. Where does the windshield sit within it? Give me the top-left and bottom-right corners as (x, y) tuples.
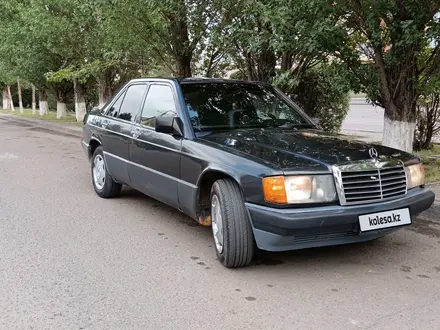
(180, 82), (313, 132)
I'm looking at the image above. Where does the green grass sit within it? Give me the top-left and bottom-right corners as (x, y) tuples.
(423, 157), (440, 184)
(349, 91), (367, 99)
(1, 108), (82, 126)
(416, 144), (440, 184)
(415, 144), (440, 157)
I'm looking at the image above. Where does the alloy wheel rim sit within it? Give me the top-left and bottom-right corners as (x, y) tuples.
(211, 194), (224, 254)
(93, 154), (106, 190)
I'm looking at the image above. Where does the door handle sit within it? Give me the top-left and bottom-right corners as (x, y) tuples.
(131, 126), (142, 138)
(101, 120), (110, 129)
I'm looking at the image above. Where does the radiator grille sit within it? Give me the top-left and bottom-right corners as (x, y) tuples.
(340, 166), (407, 205)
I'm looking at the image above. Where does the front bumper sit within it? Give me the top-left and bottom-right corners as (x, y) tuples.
(246, 188), (435, 252)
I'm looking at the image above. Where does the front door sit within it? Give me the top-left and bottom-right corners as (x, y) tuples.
(101, 83), (148, 184)
(128, 83), (182, 208)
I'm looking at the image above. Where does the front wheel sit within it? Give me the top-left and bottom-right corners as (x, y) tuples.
(91, 146), (122, 198)
(211, 179), (255, 268)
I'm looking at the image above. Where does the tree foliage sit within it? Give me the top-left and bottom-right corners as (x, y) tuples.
(414, 46), (440, 149)
(0, 0), (439, 146)
(326, 1), (440, 151)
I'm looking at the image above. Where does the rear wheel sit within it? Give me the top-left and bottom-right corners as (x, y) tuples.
(91, 146), (122, 198)
(211, 179), (255, 268)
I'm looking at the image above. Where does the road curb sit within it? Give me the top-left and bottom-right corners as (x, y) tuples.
(349, 98), (369, 105)
(341, 129), (383, 135)
(0, 112), (82, 138)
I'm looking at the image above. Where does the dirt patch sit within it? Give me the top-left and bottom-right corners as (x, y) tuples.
(407, 205), (440, 238)
(0, 119), (31, 128)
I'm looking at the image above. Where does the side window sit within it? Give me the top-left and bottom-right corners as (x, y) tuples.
(117, 84), (148, 122)
(141, 85), (177, 127)
(106, 92), (125, 118)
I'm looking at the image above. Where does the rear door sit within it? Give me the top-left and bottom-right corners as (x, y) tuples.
(128, 83), (182, 208)
(101, 83), (148, 184)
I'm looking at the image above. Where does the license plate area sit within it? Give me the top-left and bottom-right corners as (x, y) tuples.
(358, 208), (411, 232)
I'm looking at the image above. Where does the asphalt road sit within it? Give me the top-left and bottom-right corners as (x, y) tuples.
(1, 118), (440, 330)
(342, 100), (384, 133)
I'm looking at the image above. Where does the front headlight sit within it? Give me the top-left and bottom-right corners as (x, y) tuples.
(262, 175), (337, 204)
(405, 163), (426, 189)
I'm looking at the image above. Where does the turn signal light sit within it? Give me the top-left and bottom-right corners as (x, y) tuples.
(262, 176), (287, 204)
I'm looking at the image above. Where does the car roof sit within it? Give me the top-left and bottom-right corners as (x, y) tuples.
(127, 77), (269, 86)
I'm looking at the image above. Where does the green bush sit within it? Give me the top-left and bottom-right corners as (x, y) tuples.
(274, 64), (350, 133)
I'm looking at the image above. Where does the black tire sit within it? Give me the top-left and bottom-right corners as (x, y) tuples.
(91, 146), (122, 198)
(211, 179), (255, 268)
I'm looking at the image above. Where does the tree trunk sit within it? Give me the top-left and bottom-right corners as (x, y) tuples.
(56, 102), (67, 119)
(422, 124), (434, 150)
(205, 50), (218, 78)
(418, 94), (440, 150)
(167, 1), (193, 78)
(374, 49), (418, 153)
(243, 52), (256, 81)
(31, 84), (37, 114)
(74, 79), (86, 122)
(257, 48), (276, 82)
(176, 55), (192, 77)
(7, 85), (14, 112)
(38, 90), (48, 116)
(381, 98), (417, 152)
(17, 78), (24, 113)
(98, 74), (113, 108)
(383, 115), (416, 153)
(2, 87), (8, 110)
(281, 52), (293, 71)
(380, 75), (417, 153)
(56, 90), (67, 119)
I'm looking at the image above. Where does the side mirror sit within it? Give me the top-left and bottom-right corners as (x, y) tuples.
(155, 116), (183, 136)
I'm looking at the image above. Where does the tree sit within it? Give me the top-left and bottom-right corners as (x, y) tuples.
(414, 89), (440, 150)
(1, 0), (438, 146)
(42, 0), (150, 119)
(329, 1), (440, 152)
(0, 61), (16, 111)
(104, 0), (222, 78)
(17, 78), (24, 113)
(215, 0), (351, 132)
(0, 0), (69, 116)
(414, 45), (440, 150)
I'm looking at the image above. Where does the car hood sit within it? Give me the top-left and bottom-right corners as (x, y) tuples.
(198, 128), (415, 172)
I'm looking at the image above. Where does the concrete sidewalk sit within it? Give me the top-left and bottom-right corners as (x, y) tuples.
(344, 98), (440, 144)
(340, 130), (382, 143)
